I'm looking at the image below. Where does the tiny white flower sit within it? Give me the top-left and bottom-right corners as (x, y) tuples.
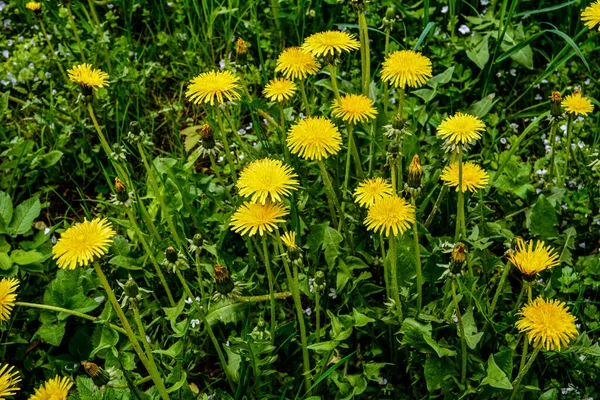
(441, 5), (449, 13)
(510, 69), (517, 76)
(458, 24), (470, 35)
(191, 319), (200, 328)
(185, 297), (193, 304)
(146, 335), (151, 343)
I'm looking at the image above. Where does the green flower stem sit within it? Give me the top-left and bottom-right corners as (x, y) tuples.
(195, 250), (205, 302)
(358, 13), (370, 96)
(317, 159), (342, 227)
(517, 282), (534, 377)
(65, 2), (86, 62)
(548, 119), (559, 180)
(274, 232), (311, 393)
(388, 234), (403, 320)
(455, 148), (466, 242)
(222, 108), (252, 156)
(380, 235), (389, 299)
(136, 142), (183, 249)
(342, 123), (355, 204)
(131, 306), (163, 381)
(424, 185), (448, 228)
(489, 262), (511, 317)
(411, 197), (423, 311)
(451, 279), (467, 384)
(92, 262), (170, 400)
(299, 80), (311, 116)
(15, 301), (136, 339)
(328, 64), (342, 102)
(86, 0), (112, 73)
(315, 289), (321, 344)
(562, 114), (574, 183)
(279, 104), (291, 161)
(174, 269), (236, 393)
(215, 109), (238, 183)
(125, 208), (175, 307)
(262, 235), (277, 343)
(208, 153), (234, 203)
(510, 346), (541, 400)
(237, 292), (292, 302)
(396, 88), (406, 190)
(37, 17), (69, 83)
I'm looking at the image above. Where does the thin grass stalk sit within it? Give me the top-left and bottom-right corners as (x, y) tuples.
(315, 288), (321, 344)
(358, 13), (370, 96)
(86, 0), (112, 72)
(388, 235), (402, 320)
(317, 159), (341, 227)
(455, 148), (466, 242)
(299, 80), (311, 116)
(510, 346), (541, 400)
(489, 262), (511, 317)
(37, 17), (69, 83)
(383, 27), (391, 115)
(195, 250), (205, 301)
(262, 235), (277, 343)
(279, 104), (290, 161)
(65, 2), (87, 62)
(451, 279), (467, 384)
(424, 185), (447, 228)
(379, 235), (389, 299)
(215, 109), (238, 182)
(208, 153), (234, 203)
(411, 197), (423, 311)
(327, 64), (342, 102)
(131, 306), (163, 383)
(562, 114), (574, 183)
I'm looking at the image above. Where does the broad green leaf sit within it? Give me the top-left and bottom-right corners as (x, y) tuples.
(0, 253), (11, 270)
(43, 269), (101, 318)
(10, 249), (43, 265)
(9, 197), (40, 235)
(206, 302), (246, 326)
(37, 150), (64, 168)
(481, 354), (513, 389)
(36, 321), (66, 346)
(469, 93), (498, 118)
(352, 308), (375, 327)
(400, 318), (432, 348)
(153, 340), (184, 358)
(0, 191), (13, 225)
(466, 34), (490, 69)
(90, 324), (119, 357)
(427, 66), (454, 89)
(307, 340), (339, 353)
(363, 362), (392, 382)
(423, 334), (457, 357)
(461, 309), (484, 350)
(424, 357), (456, 392)
(528, 195), (558, 239)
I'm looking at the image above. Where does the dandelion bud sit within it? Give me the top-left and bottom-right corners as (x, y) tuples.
(407, 155), (423, 189)
(200, 123), (216, 148)
(550, 91), (562, 117)
(129, 121), (142, 136)
(256, 318), (267, 332)
(313, 270), (326, 292)
(236, 38), (248, 55)
(385, 6), (395, 20)
(351, 0), (367, 12)
(192, 233), (202, 247)
(392, 114), (405, 130)
(165, 246), (178, 263)
(123, 278), (139, 298)
(214, 264), (235, 295)
(450, 243), (466, 275)
(113, 177), (129, 203)
(82, 362), (111, 387)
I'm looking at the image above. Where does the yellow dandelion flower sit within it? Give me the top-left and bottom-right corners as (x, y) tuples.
(52, 218), (116, 270)
(440, 162), (489, 193)
(185, 70), (242, 106)
(364, 195), (416, 237)
(275, 47), (321, 80)
(436, 112), (486, 145)
(0, 278), (18, 322)
(29, 375), (73, 400)
(237, 158), (299, 204)
(381, 50), (433, 89)
(25, 2), (41, 11)
(582, 1), (600, 30)
(508, 238), (560, 276)
(331, 94), (377, 124)
(0, 364), (21, 398)
(67, 64), (109, 89)
(230, 202), (289, 237)
(287, 116), (342, 160)
(302, 30), (360, 57)
(353, 178), (393, 208)
(516, 297), (578, 351)
(263, 78), (297, 102)
(281, 231), (298, 249)
(561, 90), (594, 116)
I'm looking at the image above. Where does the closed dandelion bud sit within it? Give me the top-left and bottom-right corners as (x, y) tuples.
(200, 123), (216, 148)
(214, 264), (235, 295)
(407, 155), (423, 189)
(550, 91), (562, 117)
(450, 243), (466, 275)
(385, 6), (395, 20)
(351, 0), (367, 12)
(82, 362), (111, 387)
(256, 318), (267, 332)
(192, 233), (202, 247)
(236, 38), (248, 55)
(123, 278), (139, 298)
(387, 141), (400, 161)
(314, 270), (326, 292)
(129, 121), (142, 136)
(165, 246), (178, 263)
(392, 114), (405, 130)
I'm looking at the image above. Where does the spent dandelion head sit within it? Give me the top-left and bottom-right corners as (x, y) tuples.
(275, 47), (321, 80)
(516, 297), (578, 351)
(29, 375), (73, 400)
(52, 218), (116, 270)
(67, 64), (109, 90)
(508, 237), (560, 276)
(301, 30), (360, 58)
(364, 195), (416, 237)
(407, 154), (423, 189)
(353, 177), (393, 208)
(440, 162), (489, 193)
(185, 70), (242, 106)
(436, 112), (486, 145)
(235, 38), (248, 55)
(0, 364), (21, 399)
(381, 50), (433, 89)
(237, 158), (299, 204)
(263, 78), (297, 102)
(331, 94), (377, 124)
(287, 116), (342, 160)
(561, 90), (594, 116)
(230, 202), (290, 237)
(25, 2), (41, 11)
(0, 278), (18, 322)
(582, 1), (600, 30)
(550, 91), (563, 117)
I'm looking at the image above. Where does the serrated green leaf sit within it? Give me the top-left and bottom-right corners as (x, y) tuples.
(9, 197), (40, 235)
(36, 321), (66, 346)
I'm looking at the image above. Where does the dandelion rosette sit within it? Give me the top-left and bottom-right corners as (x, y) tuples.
(275, 47), (321, 80)
(508, 238), (560, 276)
(185, 70), (242, 105)
(440, 162), (489, 192)
(561, 90), (594, 116)
(52, 218), (116, 270)
(353, 177), (393, 208)
(582, 1), (600, 31)
(236, 158), (299, 204)
(0, 363), (21, 398)
(436, 112), (485, 145)
(29, 375), (73, 400)
(67, 64), (109, 89)
(230, 202), (290, 237)
(287, 116), (342, 160)
(263, 78), (297, 102)
(516, 297), (578, 351)
(301, 31), (360, 58)
(0, 278), (18, 322)
(364, 195), (416, 237)
(381, 50), (432, 89)
(331, 94), (377, 124)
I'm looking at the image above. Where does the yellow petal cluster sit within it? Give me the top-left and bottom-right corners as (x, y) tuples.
(287, 117), (342, 160)
(508, 238), (560, 276)
(331, 94), (377, 124)
(353, 178), (393, 208)
(440, 162), (489, 192)
(381, 50), (432, 89)
(364, 195), (416, 237)
(185, 70), (241, 105)
(237, 158), (299, 204)
(230, 202), (290, 237)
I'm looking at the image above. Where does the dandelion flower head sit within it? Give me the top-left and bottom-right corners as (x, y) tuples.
(508, 238), (560, 276)
(281, 231), (298, 249)
(29, 375), (73, 400)
(381, 50), (433, 89)
(364, 195), (416, 237)
(67, 64), (109, 89)
(185, 70), (242, 105)
(440, 162), (489, 193)
(561, 90), (594, 116)
(26, 2), (41, 11)
(436, 112), (485, 145)
(230, 202), (289, 237)
(582, 1), (600, 31)
(287, 117), (342, 160)
(0, 364), (21, 399)
(275, 47), (321, 80)
(263, 78), (297, 102)
(237, 158), (299, 204)
(331, 94), (377, 124)
(302, 30), (360, 57)
(0, 278), (18, 322)
(353, 178), (393, 208)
